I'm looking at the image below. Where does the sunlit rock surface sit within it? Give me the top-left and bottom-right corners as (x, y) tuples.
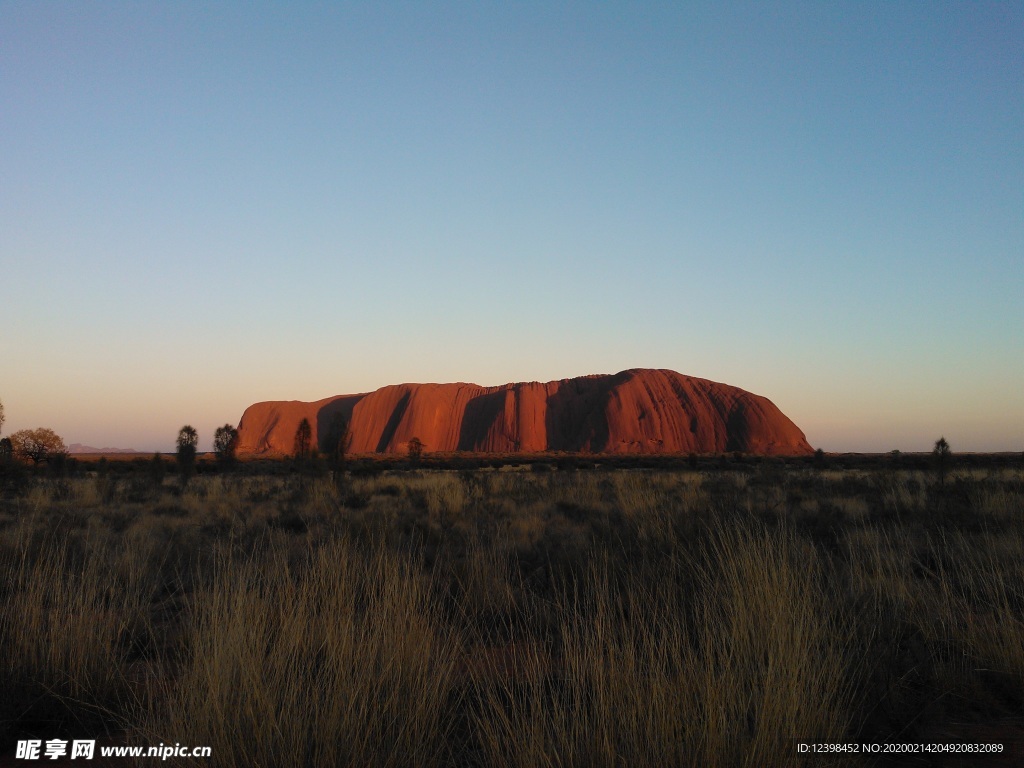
(235, 369), (813, 456)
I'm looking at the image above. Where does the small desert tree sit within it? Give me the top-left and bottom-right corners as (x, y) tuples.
(149, 452), (166, 488)
(324, 413), (351, 485)
(213, 424), (239, 466)
(9, 428), (67, 466)
(408, 436), (424, 466)
(176, 425), (198, 483)
(294, 418), (312, 459)
(933, 436), (952, 489)
(0, 397), (5, 436)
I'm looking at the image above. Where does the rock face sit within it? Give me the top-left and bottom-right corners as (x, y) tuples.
(236, 369), (812, 457)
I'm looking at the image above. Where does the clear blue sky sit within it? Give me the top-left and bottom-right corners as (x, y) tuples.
(2, 1), (1021, 452)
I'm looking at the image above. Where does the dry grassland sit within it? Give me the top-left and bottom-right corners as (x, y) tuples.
(1, 461), (1023, 766)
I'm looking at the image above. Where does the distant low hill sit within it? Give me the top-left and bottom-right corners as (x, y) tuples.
(236, 368), (813, 457)
(68, 444), (141, 455)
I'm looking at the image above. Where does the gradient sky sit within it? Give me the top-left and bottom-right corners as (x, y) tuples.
(2, 1), (1021, 453)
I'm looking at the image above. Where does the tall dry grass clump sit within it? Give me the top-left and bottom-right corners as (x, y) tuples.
(0, 518), (159, 743)
(942, 529), (1024, 682)
(844, 523), (1024, 726)
(688, 525), (856, 766)
(145, 538), (462, 768)
(474, 522), (856, 768)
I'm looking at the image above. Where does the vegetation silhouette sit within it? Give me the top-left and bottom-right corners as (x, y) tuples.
(933, 436), (952, 489)
(9, 427), (67, 465)
(176, 425), (198, 486)
(149, 452), (166, 488)
(294, 418), (312, 459)
(213, 424), (239, 467)
(407, 436), (424, 466)
(323, 413), (351, 488)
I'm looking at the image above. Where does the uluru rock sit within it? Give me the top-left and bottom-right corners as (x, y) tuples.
(235, 369), (812, 457)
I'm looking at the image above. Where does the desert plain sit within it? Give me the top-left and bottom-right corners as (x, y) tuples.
(2, 438), (1023, 766)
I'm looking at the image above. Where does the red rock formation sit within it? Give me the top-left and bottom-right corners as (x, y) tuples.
(235, 369), (813, 457)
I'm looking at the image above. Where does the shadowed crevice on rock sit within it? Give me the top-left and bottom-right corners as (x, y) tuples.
(315, 395), (365, 453)
(376, 390), (411, 453)
(458, 390), (506, 451)
(544, 376), (614, 452)
(726, 402), (750, 453)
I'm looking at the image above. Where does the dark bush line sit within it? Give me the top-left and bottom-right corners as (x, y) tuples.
(23, 449), (1020, 482)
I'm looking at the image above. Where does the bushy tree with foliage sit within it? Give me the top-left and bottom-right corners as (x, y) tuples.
(213, 424), (239, 466)
(408, 436), (424, 466)
(294, 418), (312, 459)
(0, 397), (5, 436)
(176, 425), (198, 482)
(813, 448), (827, 468)
(9, 428), (67, 465)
